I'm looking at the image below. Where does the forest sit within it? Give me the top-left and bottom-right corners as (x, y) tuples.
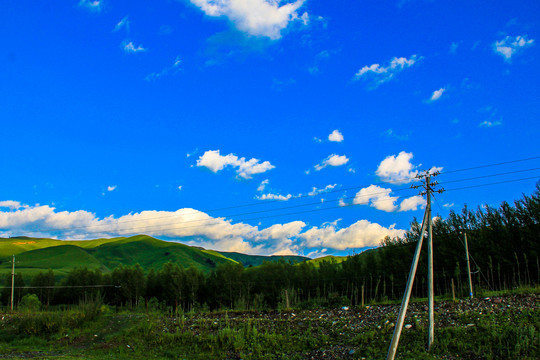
(2, 183), (539, 312)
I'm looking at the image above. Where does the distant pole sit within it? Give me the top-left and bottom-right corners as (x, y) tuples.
(361, 285), (364, 308)
(451, 278), (456, 302)
(11, 255), (15, 312)
(427, 176), (434, 351)
(464, 233), (474, 299)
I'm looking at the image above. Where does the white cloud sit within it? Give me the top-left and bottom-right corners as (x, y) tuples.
(450, 42), (459, 54)
(443, 203), (454, 208)
(107, 185), (117, 192)
(300, 220), (405, 250)
(114, 16), (130, 32)
(146, 56), (182, 81)
(256, 193), (292, 201)
(398, 195), (426, 212)
(353, 185), (398, 212)
(189, 0), (308, 40)
(123, 41), (146, 53)
(494, 35), (534, 61)
(197, 150), (275, 179)
(0, 201), (25, 210)
(308, 184), (337, 196)
(328, 129), (344, 142)
(429, 88), (445, 102)
(314, 154), (349, 171)
(354, 55), (420, 87)
(178, 185), (183, 191)
(375, 151), (418, 184)
(78, 0), (101, 12)
(257, 179), (269, 192)
(479, 120), (502, 128)
(0, 201), (406, 255)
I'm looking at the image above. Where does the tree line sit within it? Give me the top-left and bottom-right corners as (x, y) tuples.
(2, 183), (539, 311)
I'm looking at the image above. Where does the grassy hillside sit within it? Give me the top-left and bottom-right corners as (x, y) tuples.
(219, 251), (309, 267)
(305, 255), (347, 267)
(0, 235), (313, 279)
(0, 235), (237, 278)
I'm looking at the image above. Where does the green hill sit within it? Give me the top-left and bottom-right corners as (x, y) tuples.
(0, 235), (237, 278)
(218, 251), (309, 267)
(305, 255), (347, 267)
(0, 235), (313, 279)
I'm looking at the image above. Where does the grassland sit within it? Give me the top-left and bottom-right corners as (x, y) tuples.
(0, 291), (538, 359)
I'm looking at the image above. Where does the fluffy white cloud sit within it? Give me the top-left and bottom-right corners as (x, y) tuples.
(430, 88), (445, 101)
(256, 193), (292, 201)
(107, 185), (117, 192)
(494, 35), (534, 61)
(0, 201), (26, 210)
(353, 185), (398, 212)
(375, 151), (418, 184)
(78, 0), (101, 12)
(399, 195), (426, 212)
(197, 150), (275, 179)
(0, 201), (406, 255)
(123, 41), (146, 53)
(308, 184), (337, 196)
(146, 56), (182, 81)
(300, 220), (405, 250)
(328, 129), (344, 142)
(189, 0), (308, 40)
(354, 55), (419, 87)
(314, 154), (349, 171)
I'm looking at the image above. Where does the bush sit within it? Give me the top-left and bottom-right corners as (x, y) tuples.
(20, 294), (41, 312)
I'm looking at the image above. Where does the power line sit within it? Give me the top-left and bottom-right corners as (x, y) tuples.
(5, 156), (538, 235)
(3, 173), (539, 238)
(439, 156), (540, 175)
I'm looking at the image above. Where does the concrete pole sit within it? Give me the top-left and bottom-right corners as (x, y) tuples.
(427, 176), (434, 351)
(11, 255), (15, 312)
(464, 233), (474, 299)
(387, 208), (429, 360)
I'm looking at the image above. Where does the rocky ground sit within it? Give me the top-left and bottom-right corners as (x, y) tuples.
(0, 293), (538, 359)
(170, 293), (540, 359)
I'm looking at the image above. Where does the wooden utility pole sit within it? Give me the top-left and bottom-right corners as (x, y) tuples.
(464, 232), (474, 299)
(387, 171), (443, 360)
(11, 255), (15, 312)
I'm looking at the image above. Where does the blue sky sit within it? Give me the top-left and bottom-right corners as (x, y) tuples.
(1, 0), (539, 257)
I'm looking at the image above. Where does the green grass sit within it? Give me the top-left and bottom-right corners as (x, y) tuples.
(0, 298), (538, 360)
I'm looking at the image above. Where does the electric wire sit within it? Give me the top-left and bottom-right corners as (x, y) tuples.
(2, 164), (539, 238)
(5, 156), (538, 235)
(4, 176), (539, 238)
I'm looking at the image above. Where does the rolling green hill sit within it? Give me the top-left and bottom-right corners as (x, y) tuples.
(305, 255), (348, 267)
(0, 235), (312, 279)
(218, 251), (309, 267)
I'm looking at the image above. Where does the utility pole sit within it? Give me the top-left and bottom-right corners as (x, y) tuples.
(387, 171), (443, 360)
(11, 255), (15, 312)
(426, 175), (434, 351)
(464, 232), (474, 299)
